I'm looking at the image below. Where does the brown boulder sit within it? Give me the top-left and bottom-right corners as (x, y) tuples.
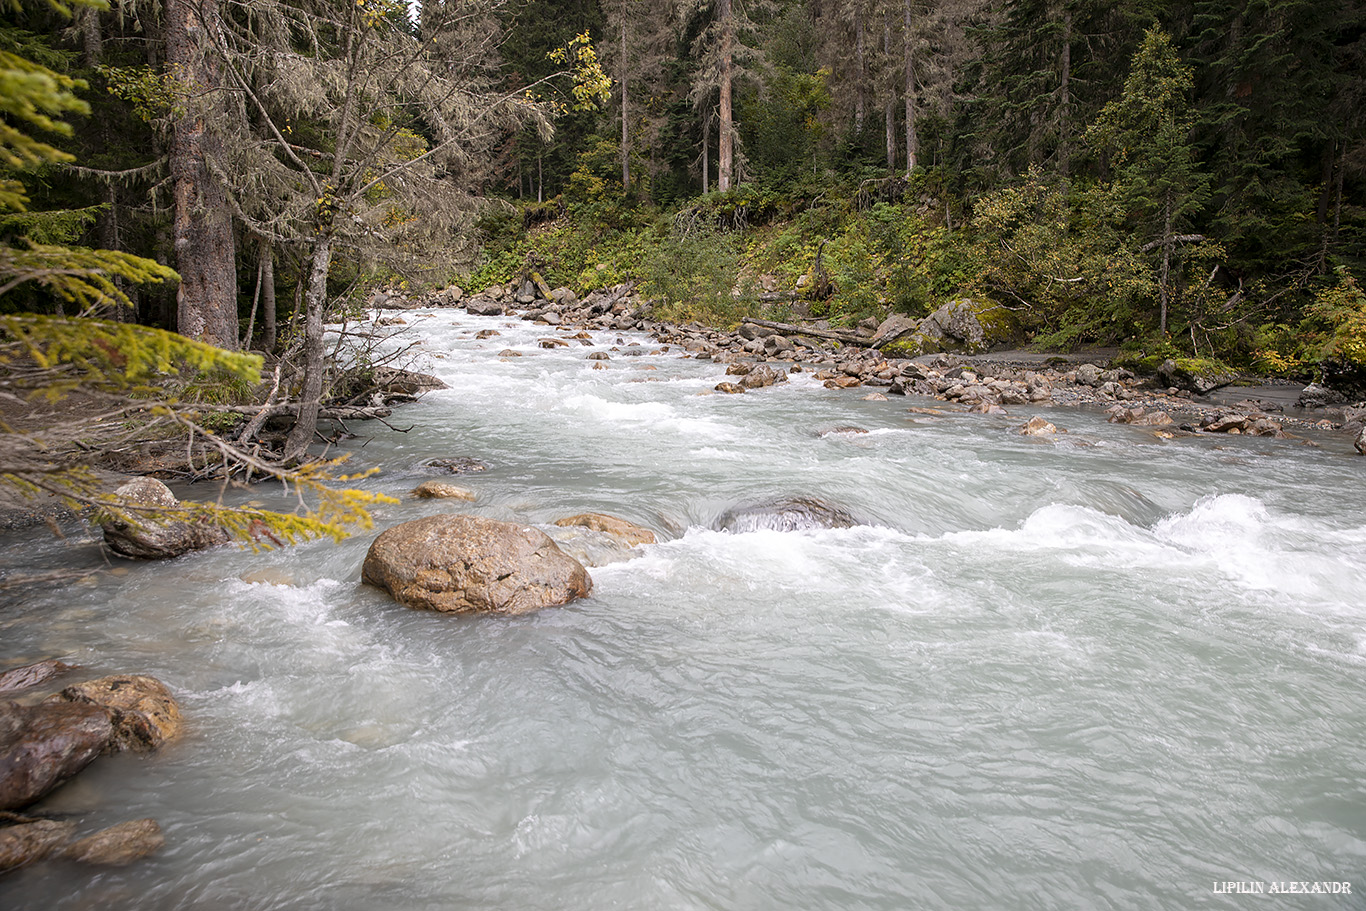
(54, 675), (181, 752)
(1019, 416), (1059, 436)
(100, 477), (229, 560)
(62, 818), (164, 865)
(0, 701), (113, 810)
(553, 513), (656, 547)
(361, 514), (592, 615)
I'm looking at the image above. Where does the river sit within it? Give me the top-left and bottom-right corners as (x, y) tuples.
(2, 308), (1364, 909)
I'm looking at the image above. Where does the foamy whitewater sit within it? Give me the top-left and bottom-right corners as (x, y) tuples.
(2, 309), (1364, 910)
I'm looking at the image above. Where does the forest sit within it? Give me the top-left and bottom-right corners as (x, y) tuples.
(2, 0), (1364, 394)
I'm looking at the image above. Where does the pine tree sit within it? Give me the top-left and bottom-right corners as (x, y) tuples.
(1089, 26), (1209, 336)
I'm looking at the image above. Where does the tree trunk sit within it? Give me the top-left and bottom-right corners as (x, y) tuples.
(166, 0), (238, 350)
(78, 5), (102, 67)
(1058, 9), (1071, 179)
(620, 10), (630, 190)
(718, 0), (734, 191)
(260, 238), (277, 352)
(701, 112), (710, 194)
(854, 12), (866, 135)
(883, 19), (896, 170)
(903, 0), (917, 177)
(282, 236), (332, 463)
(1159, 195), (1173, 336)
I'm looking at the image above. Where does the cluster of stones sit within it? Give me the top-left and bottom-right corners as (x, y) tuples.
(1, 664), (180, 874)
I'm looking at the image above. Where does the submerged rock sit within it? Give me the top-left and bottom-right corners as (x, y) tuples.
(552, 513), (656, 546)
(0, 819), (78, 873)
(0, 660), (77, 694)
(100, 477), (229, 560)
(53, 675), (181, 753)
(361, 514), (592, 615)
(411, 481), (476, 501)
(0, 701), (113, 810)
(62, 818), (164, 866)
(423, 457), (487, 474)
(715, 497), (859, 533)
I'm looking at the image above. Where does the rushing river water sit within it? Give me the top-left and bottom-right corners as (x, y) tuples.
(2, 309), (1365, 910)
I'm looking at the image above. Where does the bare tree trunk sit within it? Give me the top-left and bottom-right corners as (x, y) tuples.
(903, 0), (917, 177)
(78, 5), (101, 67)
(1058, 8), (1072, 179)
(621, 9), (630, 190)
(854, 11), (866, 135)
(883, 18), (896, 170)
(1159, 194), (1173, 336)
(282, 236), (332, 463)
(701, 112), (711, 194)
(718, 0), (734, 191)
(166, 0), (238, 350)
(260, 238), (276, 353)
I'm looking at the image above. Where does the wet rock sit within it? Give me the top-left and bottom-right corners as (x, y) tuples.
(1107, 405), (1173, 426)
(715, 382), (746, 394)
(861, 392), (889, 401)
(539, 337), (569, 349)
(100, 478), (229, 560)
(465, 298), (504, 316)
(475, 329), (500, 339)
(62, 818), (163, 866)
(715, 497), (859, 533)
(587, 351), (610, 360)
(498, 349), (522, 357)
(371, 367), (447, 396)
(1356, 425), (1365, 455)
(1019, 417), (1059, 436)
(739, 365), (785, 390)
(0, 660), (77, 694)
(553, 513), (656, 546)
(423, 458), (487, 474)
(411, 481), (476, 501)
(542, 526), (639, 568)
(0, 701), (113, 810)
(361, 514), (592, 615)
(0, 819), (78, 873)
(54, 675), (181, 753)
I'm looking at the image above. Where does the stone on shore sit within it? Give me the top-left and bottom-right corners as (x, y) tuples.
(53, 675), (181, 753)
(361, 514), (592, 615)
(100, 477), (229, 560)
(0, 701), (113, 810)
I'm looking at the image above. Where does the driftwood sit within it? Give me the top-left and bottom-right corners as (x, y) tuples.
(207, 403), (393, 420)
(740, 318), (875, 347)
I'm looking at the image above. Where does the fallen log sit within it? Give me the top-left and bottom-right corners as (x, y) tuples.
(200, 404), (394, 420)
(740, 318), (873, 347)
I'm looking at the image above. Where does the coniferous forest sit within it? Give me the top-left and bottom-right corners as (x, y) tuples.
(3, 0), (1365, 388)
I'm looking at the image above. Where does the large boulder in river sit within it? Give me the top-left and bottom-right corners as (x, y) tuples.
(361, 514), (592, 615)
(715, 497), (859, 533)
(0, 700), (113, 810)
(100, 478), (228, 560)
(53, 675), (181, 752)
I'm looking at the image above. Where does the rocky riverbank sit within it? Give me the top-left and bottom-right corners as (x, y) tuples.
(377, 280), (1366, 455)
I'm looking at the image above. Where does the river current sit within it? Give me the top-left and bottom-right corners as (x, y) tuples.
(2, 308), (1364, 909)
